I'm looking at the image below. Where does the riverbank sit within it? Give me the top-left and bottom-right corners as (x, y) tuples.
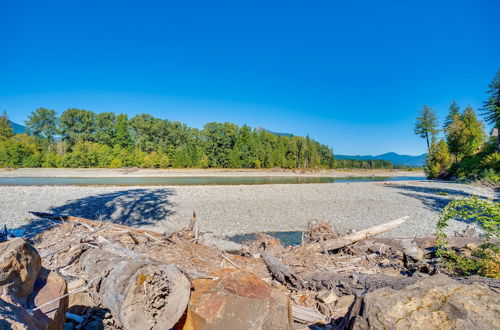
(2, 180), (496, 238)
(0, 167), (422, 178)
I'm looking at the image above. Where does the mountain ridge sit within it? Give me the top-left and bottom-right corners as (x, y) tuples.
(335, 152), (426, 167)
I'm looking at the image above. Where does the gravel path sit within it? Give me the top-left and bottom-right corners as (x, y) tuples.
(1, 180), (496, 238)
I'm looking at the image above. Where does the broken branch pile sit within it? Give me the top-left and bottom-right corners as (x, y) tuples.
(1, 212), (498, 329)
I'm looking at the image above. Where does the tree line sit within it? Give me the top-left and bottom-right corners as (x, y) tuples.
(414, 69), (500, 182)
(0, 110), (338, 169)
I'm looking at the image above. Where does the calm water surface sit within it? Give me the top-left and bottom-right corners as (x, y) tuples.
(0, 175), (425, 186)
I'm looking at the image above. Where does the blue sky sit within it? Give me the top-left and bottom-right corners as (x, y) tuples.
(1, 0), (499, 155)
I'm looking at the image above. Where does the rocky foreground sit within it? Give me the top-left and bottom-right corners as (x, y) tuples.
(0, 213), (498, 329)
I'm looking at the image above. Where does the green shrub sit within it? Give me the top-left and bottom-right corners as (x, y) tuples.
(436, 197), (500, 278)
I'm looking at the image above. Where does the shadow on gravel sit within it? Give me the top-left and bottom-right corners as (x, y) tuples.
(16, 188), (176, 237)
(382, 183), (497, 215)
(382, 183), (475, 198)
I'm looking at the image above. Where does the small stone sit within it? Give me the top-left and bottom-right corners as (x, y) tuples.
(316, 290), (338, 304)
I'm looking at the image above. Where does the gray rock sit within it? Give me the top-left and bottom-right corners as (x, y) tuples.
(347, 274), (500, 330)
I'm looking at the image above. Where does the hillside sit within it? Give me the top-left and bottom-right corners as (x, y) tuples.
(335, 152), (426, 167)
(9, 120), (27, 134)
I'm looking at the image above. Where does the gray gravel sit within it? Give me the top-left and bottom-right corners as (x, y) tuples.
(1, 181), (496, 238)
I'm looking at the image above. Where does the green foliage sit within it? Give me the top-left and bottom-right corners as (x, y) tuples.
(334, 159), (395, 169)
(443, 100), (460, 130)
(0, 134), (42, 167)
(25, 108), (58, 142)
(414, 105), (440, 149)
(59, 109), (97, 147)
(4, 108), (337, 169)
(436, 197), (500, 277)
(114, 114), (132, 149)
(481, 69), (500, 133)
(425, 138), (452, 179)
(0, 112), (14, 141)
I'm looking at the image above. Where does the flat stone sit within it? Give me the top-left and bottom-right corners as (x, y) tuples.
(183, 268), (293, 330)
(30, 268), (69, 330)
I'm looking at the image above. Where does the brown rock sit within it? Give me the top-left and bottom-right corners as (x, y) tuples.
(0, 238), (41, 302)
(0, 298), (44, 330)
(347, 274), (500, 330)
(30, 269), (69, 330)
(331, 295), (355, 319)
(183, 268), (293, 330)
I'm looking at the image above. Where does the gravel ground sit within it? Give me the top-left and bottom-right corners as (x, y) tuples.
(0, 180), (496, 238)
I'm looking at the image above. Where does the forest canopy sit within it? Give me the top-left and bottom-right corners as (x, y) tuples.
(1, 109), (340, 169)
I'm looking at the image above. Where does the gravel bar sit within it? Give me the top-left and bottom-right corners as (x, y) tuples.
(1, 180), (496, 238)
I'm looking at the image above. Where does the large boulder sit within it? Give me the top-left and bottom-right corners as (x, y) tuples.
(346, 274), (500, 330)
(0, 238), (41, 303)
(183, 268), (293, 330)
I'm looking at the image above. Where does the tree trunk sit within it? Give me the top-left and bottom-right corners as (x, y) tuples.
(306, 216), (410, 253)
(426, 132), (430, 150)
(76, 247), (190, 330)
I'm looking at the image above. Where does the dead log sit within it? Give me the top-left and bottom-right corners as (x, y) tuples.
(307, 216), (410, 252)
(30, 211), (165, 239)
(292, 304), (329, 324)
(305, 272), (500, 296)
(261, 251), (306, 289)
(76, 247), (190, 329)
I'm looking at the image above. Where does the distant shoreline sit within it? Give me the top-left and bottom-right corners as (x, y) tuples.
(0, 167), (423, 178)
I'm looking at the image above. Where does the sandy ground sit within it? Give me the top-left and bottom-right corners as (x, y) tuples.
(0, 168), (423, 178)
(1, 179), (496, 239)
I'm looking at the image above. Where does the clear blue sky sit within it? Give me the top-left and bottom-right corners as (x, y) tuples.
(1, 0), (498, 155)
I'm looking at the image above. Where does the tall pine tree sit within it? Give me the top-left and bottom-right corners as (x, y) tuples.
(414, 105), (440, 150)
(481, 68), (500, 152)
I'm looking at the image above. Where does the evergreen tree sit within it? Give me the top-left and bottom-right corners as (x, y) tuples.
(114, 114), (132, 149)
(460, 106), (485, 157)
(0, 111), (14, 141)
(425, 138), (452, 179)
(414, 105), (440, 150)
(445, 112), (465, 164)
(25, 108), (58, 142)
(443, 100), (460, 130)
(481, 68), (500, 152)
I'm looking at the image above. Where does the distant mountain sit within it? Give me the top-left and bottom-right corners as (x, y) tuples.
(256, 127), (293, 137)
(335, 152), (426, 167)
(9, 120), (27, 134)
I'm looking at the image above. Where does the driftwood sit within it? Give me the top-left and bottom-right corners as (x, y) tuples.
(30, 212), (165, 239)
(291, 304), (329, 324)
(76, 246), (190, 329)
(261, 251), (306, 289)
(307, 216), (410, 252)
(305, 272), (500, 296)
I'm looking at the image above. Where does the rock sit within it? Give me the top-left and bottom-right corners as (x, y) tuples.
(183, 268), (293, 330)
(331, 295), (355, 319)
(400, 239), (424, 262)
(0, 238), (41, 302)
(316, 290), (338, 304)
(67, 279), (95, 314)
(30, 268), (69, 330)
(347, 274), (500, 329)
(200, 234), (243, 252)
(379, 268), (402, 277)
(0, 298), (44, 329)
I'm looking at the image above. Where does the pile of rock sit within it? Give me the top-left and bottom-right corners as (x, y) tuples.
(0, 238), (68, 329)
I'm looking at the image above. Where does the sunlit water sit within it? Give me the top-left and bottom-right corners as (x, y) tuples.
(0, 176), (425, 186)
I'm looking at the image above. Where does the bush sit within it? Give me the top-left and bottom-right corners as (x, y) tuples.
(436, 197), (500, 278)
